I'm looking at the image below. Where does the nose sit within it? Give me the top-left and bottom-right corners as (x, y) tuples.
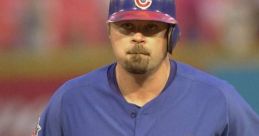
(132, 32), (145, 44)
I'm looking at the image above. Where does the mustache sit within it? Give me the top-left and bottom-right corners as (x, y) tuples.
(126, 44), (150, 55)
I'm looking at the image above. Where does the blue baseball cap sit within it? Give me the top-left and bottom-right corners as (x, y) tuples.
(108, 0), (177, 25)
(107, 0), (180, 53)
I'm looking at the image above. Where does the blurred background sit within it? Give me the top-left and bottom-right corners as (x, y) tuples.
(0, 0), (258, 135)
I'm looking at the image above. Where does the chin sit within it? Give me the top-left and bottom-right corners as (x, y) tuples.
(125, 67), (149, 74)
(123, 58), (149, 74)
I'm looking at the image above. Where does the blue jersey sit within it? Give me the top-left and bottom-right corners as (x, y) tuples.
(37, 60), (259, 136)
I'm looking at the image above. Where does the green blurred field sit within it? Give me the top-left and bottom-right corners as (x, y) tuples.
(0, 47), (114, 79)
(1, 44), (259, 78)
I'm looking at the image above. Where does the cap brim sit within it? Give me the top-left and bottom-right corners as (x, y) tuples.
(108, 10), (177, 24)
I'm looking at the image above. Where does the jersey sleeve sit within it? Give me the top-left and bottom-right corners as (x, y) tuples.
(37, 85), (66, 136)
(223, 86), (259, 135)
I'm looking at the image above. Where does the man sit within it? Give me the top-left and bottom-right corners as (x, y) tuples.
(35, 0), (259, 136)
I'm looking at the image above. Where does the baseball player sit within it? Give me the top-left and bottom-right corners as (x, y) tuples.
(34, 0), (259, 136)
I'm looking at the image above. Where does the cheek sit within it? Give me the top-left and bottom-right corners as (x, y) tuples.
(110, 35), (129, 58)
(148, 37), (167, 54)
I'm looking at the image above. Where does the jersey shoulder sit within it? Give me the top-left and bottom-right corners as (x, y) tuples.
(175, 61), (259, 116)
(175, 61), (233, 92)
(63, 64), (111, 90)
(50, 64), (113, 100)
(174, 61), (240, 104)
(38, 64), (115, 136)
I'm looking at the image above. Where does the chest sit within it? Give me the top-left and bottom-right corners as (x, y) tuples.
(61, 98), (227, 136)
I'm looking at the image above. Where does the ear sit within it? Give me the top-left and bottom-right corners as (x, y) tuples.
(168, 25), (180, 53)
(106, 23), (111, 38)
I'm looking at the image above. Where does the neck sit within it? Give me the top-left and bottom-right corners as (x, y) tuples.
(116, 56), (171, 107)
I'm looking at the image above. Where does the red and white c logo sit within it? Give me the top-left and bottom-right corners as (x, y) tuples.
(134, 0), (152, 10)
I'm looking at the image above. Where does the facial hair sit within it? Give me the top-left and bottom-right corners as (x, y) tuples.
(123, 44), (151, 74)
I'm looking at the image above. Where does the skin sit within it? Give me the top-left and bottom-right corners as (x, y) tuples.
(108, 20), (171, 107)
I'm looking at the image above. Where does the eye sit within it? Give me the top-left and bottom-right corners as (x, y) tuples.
(120, 23), (134, 31)
(145, 23), (159, 32)
(143, 23), (161, 35)
(142, 22), (168, 36)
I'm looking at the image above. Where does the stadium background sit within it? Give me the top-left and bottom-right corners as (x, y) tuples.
(0, 0), (258, 135)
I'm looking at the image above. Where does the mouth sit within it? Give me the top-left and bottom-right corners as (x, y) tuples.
(126, 49), (150, 56)
(127, 52), (150, 56)
(126, 44), (150, 56)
